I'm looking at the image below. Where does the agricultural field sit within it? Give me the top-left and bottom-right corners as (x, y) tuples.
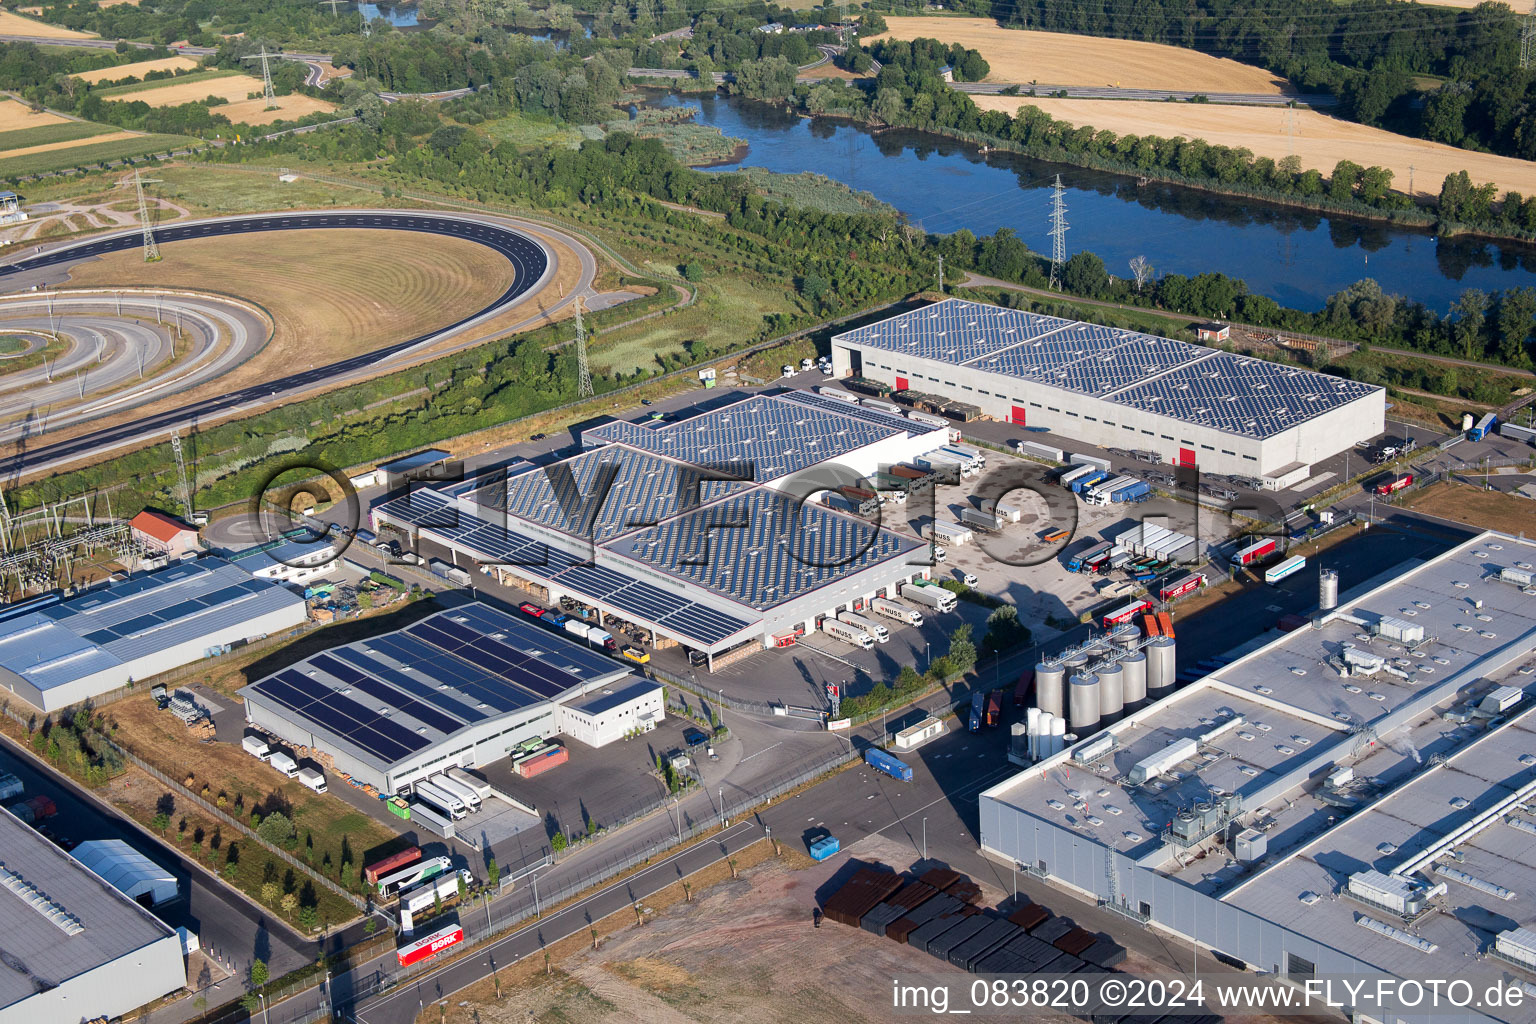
(0, 119), (118, 151)
(0, 9), (95, 37)
(75, 55), (201, 85)
(970, 95), (1536, 198)
(97, 72), (338, 125)
(0, 99), (68, 132)
(0, 127), (197, 177)
(868, 17), (1288, 94)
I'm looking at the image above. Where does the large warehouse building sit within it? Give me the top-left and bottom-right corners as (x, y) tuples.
(831, 299), (1385, 485)
(0, 805), (186, 1024)
(0, 557), (308, 711)
(371, 390), (945, 667)
(240, 603), (658, 794)
(979, 532), (1536, 1022)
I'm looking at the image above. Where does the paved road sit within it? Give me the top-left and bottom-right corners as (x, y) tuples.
(0, 209), (596, 480)
(951, 81), (1336, 107)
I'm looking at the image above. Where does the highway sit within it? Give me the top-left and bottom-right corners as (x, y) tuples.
(0, 209), (596, 479)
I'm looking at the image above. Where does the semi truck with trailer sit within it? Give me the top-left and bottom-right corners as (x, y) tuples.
(412, 779), (468, 821)
(431, 774), (483, 812)
(870, 596), (923, 626)
(959, 507), (1003, 533)
(1059, 465), (1096, 489)
(1470, 413), (1499, 441)
(1375, 473), (1414, 496)
(399, 869), (473, 916)
(1070, 471), (1112, 494)
(1231, 537), (1278, 566)
(865, 748), (914, 781)
(396, 924), (464, 967)
(968, 691), (984, 732)
(445, 768), (491, 802)
(1500, 421), (1536, 445)
(1103, 598), (1153, 627)
(408, 802), (454, 838)
(984, 690), (1003, 727)
(1159, 573), (1207, 601)
(377, 855), (453, 898)
(820, 617), (874, 650)
(563, 620), (619, 653)
(838, 611), (890, 643)
(901, 581), (958, 612)
(1068, 454), (1111, 473)
(1264, 555), (1308, 584)
(1068, 541), (1114, 572)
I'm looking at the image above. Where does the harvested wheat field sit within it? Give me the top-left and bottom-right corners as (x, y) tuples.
(219, 93), (338, 125)
(0, 9), (96, 37)
(118, 73), (267, 106)
(972, 95), (1536, 198)
(1, 129), (139, 160)
(76, 56), (199, 84)
(869, 17), (1287, 94)
(0, 99), (68, 131)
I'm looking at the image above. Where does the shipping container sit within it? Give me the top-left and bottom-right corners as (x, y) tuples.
(870, 596), (923, 626)
(1231, 537), (1277, 566)
(900, 581), (957, 612)
(1264, 555), (1308, 584)
(377, 855), (451, 897)
(364, 847), (421, 886)
(865, 748), (914, 781)
(515, 746), (568, 778)
(821, 617), (874, 650)
(396, 924), (463, 967)
(984, 690), (1003, 727)
(9, 795), (55, 825)
(1103, 599), (1153, 627)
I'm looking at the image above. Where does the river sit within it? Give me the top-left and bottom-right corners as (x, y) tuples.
(655, 92), (1536, 312)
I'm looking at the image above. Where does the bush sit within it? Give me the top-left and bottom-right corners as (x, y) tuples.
(256, 812), (295, 847)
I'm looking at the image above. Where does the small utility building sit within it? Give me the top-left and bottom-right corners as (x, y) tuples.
(130, 510), (200, 558)
(556, 680), (664, 747)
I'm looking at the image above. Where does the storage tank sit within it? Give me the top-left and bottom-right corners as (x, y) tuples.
(1098, 663), (1125, 721)
(1069, 673), (1101, 735)
(1461, 412), (1475, 433)
(1112, 624), (1140, 648)
(1051, 715), (1066, 756)
(1319, 569), (1339, 611)
(1121, 652), (1147, 706)
(1035, 663), (1066, 718)
(1010, 722), (1028, 759)
(1146, 637), (1176, 696)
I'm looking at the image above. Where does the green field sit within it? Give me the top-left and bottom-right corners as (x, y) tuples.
(0, 335), (31, 355)
(94, 67), (241, 98)
(0, 132), (200, 176)
(0, 120), (114, 150)
(477, 111), (583, 150)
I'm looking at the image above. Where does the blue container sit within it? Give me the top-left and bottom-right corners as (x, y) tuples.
(809, 835), (840, 861)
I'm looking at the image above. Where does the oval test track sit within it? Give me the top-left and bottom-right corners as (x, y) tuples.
(0, 210), (563, 479)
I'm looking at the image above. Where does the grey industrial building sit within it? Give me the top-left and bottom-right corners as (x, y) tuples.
(980, 532), (1536, 1023)
(0, 557), (308, 712)
(240, 603), (654, 794)
(831, 298), (1385, 485)
(370, 390), (947, 666)
(0, 805), (186, 1024)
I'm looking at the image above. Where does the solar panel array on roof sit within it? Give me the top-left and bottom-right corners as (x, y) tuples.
(774, 389), (932, 437)
(250, 668), (431, 763)
(612, 488), (922, 610)
(372, 490), (584, 573)
(834, 299), (1382, 440)
(579, 393), (902, 480)
(831, 299), (1073, 364)
(1108, 350), (1382, 438)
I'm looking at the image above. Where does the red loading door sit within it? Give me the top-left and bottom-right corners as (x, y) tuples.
(896, 376), (910, 391)
(1178, 447), (1197, 467)
(1011, 405), (1027, 425)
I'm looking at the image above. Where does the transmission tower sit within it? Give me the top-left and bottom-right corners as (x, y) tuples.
(574, 296), (593, 399)
(1522, 9), (1535, 71)
(1047, 174), (1068, 290)
(242, 48), (279, 110)
(129, 169), (162, 262)
(169, 429), (193, 521)
(936, 254), (944, 294)
(319, 0), (342, 15)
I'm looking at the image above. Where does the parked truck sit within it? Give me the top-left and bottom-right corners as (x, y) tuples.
(968, 691), (984, 732)
(821, 617), (874, 650)
(242, 735), (271, 761)
(445, 767), (491, 802)
(9, 795), (56, 826)
(268, 751), (299, 778)
(365, 847), (422, 887)
(900, 581), (958, 613)
(1058, 465), (1096, 489)
(864, 748), (914, 781)
(1071, 470), (1112, 494)
(297, 767), (327, 793)
(870, 596), (923, 627)
(984, 690), (1003, 728)
(838, 611), (889, 643)
(1375, 473), (1414, 496)
(1470, 413), (1499, 441)
(914, 453), (965, 481)
(959, 507), (1003, 533)
(413, 779), (468, 821)
(399, 869), (473, 916)
(377, 855), (452, 898)
(1500, 421), (1536, 445)
(563, 619), (619, 653)
(431, 774), (483, 812)
(0, 772), (21, 803)
(1231, 537), (1277, 566)
(823, 491), (878, 518)
(1067, 541), (1114, 573)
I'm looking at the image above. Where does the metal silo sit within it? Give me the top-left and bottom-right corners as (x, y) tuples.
(1069, 673), (1101, 735)
(1035, 662), (1066, 718)
(1112, 624), (1140, 648)
(1098, 662), (1125, 721)
(1146, 637), (1177, 697)
(1051, 715), (1066, 756)
(1121, 652), (1147, 706)
(1011, 722), (1028, 759)
(1319, 569), (1339, 611)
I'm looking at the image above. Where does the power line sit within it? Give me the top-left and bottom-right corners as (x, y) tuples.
(241, 47), (279, 110)
(1048, 173), (1068, 290)
(574, 296), (593, 399)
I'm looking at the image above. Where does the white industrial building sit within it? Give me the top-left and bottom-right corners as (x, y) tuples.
(0, 806), (186, 1024)
(223, 531), (340, 584)
(372, 390), (948, 668)
(240, 604), (650, 794)
(831, 299), (1385, 485)
(0, 557), (308, 712)
(556, 679), (664, 746)
(71, 840), (178, 907)
(979, 532), (1536, 1024)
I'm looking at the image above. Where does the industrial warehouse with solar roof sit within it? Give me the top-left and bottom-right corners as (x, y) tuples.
(831, 298), (1386, 485)
(239, 603), (658, 794)
(370, 390), (946, 669)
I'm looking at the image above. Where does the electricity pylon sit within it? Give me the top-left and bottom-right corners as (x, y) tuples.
(119, 170), (162, 261)
(1048, 174), (1068, 290)
(242, 48), (279, 110)
(169, 429), (193, 521)
(574, 296), (593, 399)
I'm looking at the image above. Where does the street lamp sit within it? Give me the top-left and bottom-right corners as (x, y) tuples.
(922, 817), (927, 861)
(258, 991), (270, 1024)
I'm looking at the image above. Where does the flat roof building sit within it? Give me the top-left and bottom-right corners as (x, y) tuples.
(0, 557), (307, 712)
(831, 298), (1384, 484)
(980, 532), (1536, 1022)
(372, 391), (943, 667)
(556, 679), (664, 747)
(240, 603), (640, 794)
(222, 531), (340, 585)
(0, 807), (185, 1024)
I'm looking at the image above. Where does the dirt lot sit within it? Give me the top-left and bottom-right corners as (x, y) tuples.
(76, 56), (200, 84)
(0, 98), (68, 131)
(109, 76), (338, 123)
(219, 93), (340, 126)
(1, 129), (138, 160)
(970, 95), (1536, 198)
(869, 17), (1286, 94)
(1404, 479), (1536, 534)
(0, 9), (95, 37)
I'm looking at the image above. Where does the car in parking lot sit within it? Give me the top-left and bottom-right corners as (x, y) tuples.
(621, 646), (650, 664)
(683, 728), (708, 747)
(641, 398), (653, 406)
(530, 433), (547, 441)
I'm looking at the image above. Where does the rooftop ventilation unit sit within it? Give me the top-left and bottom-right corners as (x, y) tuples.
(1355, 916), (1438, 953)
(1496, 928), (1536, 970)
(1347, 870), (1443, 917)
(1434, 864), (1515, 900)
(0, 862), (84, 936)
(1127, 737), (1198, 786)
(1071, 733), (1116, 765)
(1376, 616), (1425, 644)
